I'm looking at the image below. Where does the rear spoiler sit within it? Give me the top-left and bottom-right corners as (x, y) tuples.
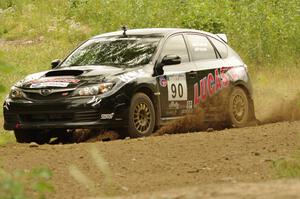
(216, 34), (228, 43)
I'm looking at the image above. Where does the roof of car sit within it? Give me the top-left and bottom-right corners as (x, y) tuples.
(92, 28), (215, 38)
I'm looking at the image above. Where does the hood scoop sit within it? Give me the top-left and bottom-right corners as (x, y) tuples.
(45, 70), (84, 77)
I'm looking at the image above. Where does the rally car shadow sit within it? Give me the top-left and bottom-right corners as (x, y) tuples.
(47, 119), (258, 145)
(48, 129), (121, 144)
(42, 92), (300, 145)
(45, 108), (262, 145)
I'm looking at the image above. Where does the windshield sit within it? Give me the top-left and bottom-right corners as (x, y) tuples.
(60, 36), (162, 68)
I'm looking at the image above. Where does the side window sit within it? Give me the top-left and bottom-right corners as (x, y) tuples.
(209, 37), (228, 58)
(161, 35), (189, 63)
(186, 34), (216, 61)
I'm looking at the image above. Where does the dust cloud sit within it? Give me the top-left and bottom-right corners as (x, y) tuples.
(154, 92), (300, 136)
(153, 109), (209, 136)
(52, 91), (300, 142)
(258, 94), (300, 124)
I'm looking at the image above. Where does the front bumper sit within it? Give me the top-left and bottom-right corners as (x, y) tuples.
(3, 94), (129, 130)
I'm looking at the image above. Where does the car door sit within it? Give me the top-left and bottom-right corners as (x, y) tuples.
(184, 34), (227, 107)
(157, 34), (198, 118)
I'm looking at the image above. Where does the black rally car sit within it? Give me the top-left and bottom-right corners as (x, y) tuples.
(3, 28), (255, 143)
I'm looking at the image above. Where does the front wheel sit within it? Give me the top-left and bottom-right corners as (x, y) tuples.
(128, 93), (155, 138)
(228, 87), (250, 127)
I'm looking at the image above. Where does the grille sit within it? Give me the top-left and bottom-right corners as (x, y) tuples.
(20, 112), (74, 122)
(74, 111), (99, 122)
(19, 110), (99, 123)
(24, 92), (71, 100)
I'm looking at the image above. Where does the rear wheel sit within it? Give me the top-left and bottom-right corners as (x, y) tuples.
(128, 93), (155, 138)
(14, 129), (51, 144)
(228, 87), (250, 127)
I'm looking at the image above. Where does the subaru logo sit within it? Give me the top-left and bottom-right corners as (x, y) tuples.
(40, 89), (52, 96)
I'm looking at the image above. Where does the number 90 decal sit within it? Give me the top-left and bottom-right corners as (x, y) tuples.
(167, 74), (187, 101)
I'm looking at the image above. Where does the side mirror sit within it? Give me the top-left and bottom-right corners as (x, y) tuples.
(161, 55), (181, 66)
(51, 59), (61, 69)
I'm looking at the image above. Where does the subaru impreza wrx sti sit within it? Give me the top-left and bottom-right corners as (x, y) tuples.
(3, 28), (256, 143)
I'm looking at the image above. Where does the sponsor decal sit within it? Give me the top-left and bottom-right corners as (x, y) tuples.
(87, 96), (102, 107)
(227, 66), (248, 82)
(194, 68), (229, 105)
(181, 109), (193, 114)
(165, 110), (178, 115)
(159, 76), (167, 87)
(30, 77), (80, 84)
(220, 66), (248, 82)
(29, 77), (80, 88)
(186, 100), (193, 110)
(101, 113), (114, 120)
(168, 101), (180, 109)
(3, 101), (10, 110)
(62, 92), (69, 96)
(30, 82), (70, 88)
(167, 74), (188, 101)
(118, 69), (145, 82)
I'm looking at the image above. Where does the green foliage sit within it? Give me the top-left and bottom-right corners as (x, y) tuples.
(0, 85), (5, 93)
(0, 133), (14, 145)
(0, 167), (54, 199)
(0, 51), (12, 94)
(0, 0), (298, 67)
(273, 157), (300, 178)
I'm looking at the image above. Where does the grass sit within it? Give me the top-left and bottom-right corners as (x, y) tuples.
(0, 132), (14, 146)
(272, 131), (300, 178)
(273, 157), (300, 178)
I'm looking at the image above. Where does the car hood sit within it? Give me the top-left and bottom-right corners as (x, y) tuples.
(18, 65), (129, 89)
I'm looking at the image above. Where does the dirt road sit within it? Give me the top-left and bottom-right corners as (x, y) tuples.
(103, 179), (300, 199)
(0, 121), (299, 198)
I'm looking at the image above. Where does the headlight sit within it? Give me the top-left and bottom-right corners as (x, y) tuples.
(74, 83), (114, 96)
(9, 86), (24, 99)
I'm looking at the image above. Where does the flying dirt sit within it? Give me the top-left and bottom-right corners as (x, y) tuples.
(76, 93), (300, 142)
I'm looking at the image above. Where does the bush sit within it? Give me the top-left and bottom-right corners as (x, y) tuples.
(0, 51), (12, 93)
(0, 0), (298, 67)
(0, 167), (54, 199)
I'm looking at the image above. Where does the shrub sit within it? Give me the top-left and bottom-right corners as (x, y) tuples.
(0, 167), (54, 199)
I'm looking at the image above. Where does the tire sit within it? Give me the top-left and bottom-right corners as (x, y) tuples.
(14, 129), (51, 144)
(228, 87), (250, 127)
(128, 93), (155, 138)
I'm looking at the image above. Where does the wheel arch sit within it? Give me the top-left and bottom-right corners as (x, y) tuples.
(231, 81), (256, 121)
(234, 83), (250, 97)
(133, 84), (161, 128)
(231, 80), (252, 99)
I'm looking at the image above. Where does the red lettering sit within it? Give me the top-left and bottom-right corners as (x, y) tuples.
(207, 73), (215, 96)
(200, 78), (207, 101)
(221, 72), (229, 87)
(215, 69), (222, 91)
(194, 83), (200, 105)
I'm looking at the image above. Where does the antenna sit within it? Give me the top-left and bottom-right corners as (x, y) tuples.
(122, 26), (127, 37)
